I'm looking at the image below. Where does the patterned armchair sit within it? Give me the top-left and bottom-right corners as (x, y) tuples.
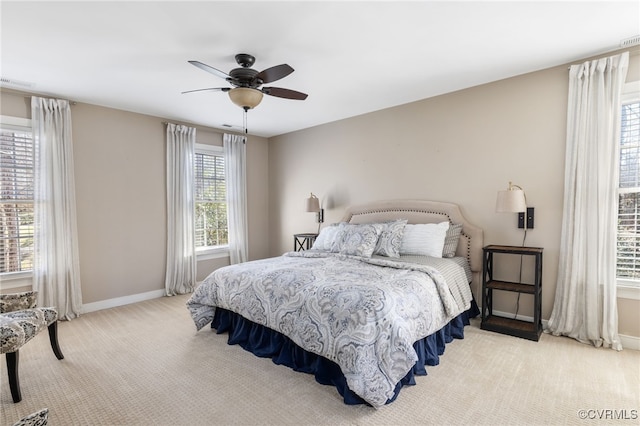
(0, 291), (64, 403)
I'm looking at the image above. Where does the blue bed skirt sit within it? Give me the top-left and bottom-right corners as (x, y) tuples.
(211, 299), (479, 406)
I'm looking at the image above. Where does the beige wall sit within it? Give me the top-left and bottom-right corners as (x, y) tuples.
(268, 50), (640, 338)
(0, 89), (269, 303)
(1, 49), (637, 338)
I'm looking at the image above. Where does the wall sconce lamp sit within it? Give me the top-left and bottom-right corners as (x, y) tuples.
(496, 181), (534, 229)
(306, 193), (324, 232)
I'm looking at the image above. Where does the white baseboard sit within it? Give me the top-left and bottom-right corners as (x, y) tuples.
(80, 283), (203, 315)
(81, 289), (166, 314)
(620, 334), (640, 351)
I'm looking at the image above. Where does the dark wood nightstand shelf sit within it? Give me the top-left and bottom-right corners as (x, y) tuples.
(486, 280), (536, 293)
(481, 245), (543, 341)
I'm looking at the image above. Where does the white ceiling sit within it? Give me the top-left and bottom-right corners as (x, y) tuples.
(1, 1), (639, 138)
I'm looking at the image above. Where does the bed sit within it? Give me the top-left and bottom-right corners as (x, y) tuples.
(187, 199), (483, 408)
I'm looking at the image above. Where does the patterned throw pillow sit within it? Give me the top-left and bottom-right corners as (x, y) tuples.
(332, 223), (384, 257)
(373, 219), (408, 258)
(311, 223), (342, 251)
(399, 222), (450, 258)
(442, 223), (463, 258)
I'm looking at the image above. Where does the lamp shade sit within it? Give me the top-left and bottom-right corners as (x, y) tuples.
(306, 193), (320, 212)
(496, 186), (527, 213)
(228, 87), (263, 110)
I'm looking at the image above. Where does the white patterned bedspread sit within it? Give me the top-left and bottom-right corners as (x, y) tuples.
(187, 251), (472, 407)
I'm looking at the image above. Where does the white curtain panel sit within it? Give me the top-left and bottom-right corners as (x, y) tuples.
(547, 52), (629, 350)
(164, 123), (196, 295)
(31, 97), (83, 320)
(224, 133), (248, 264)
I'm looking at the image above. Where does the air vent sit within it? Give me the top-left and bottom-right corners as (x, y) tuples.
(0, 77), (35, 89)
(620, 35), (640, 48)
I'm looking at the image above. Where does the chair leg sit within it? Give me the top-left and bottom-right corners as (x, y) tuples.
(48, 321), (64, 360)
(6, 351), (22, 403)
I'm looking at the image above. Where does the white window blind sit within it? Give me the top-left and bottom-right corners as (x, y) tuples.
(617, 100), (640, 281)
(194, 149), (228, 248)
(0, 122), (34, 273)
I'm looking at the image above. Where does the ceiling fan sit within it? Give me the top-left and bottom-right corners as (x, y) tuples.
(183, 53), (308, 111)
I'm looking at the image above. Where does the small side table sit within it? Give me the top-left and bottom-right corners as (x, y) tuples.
(481, 244), (543, 341)
(294, 233), (318, 251)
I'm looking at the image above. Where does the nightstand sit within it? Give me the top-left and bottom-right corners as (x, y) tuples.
(294, 233), (317, 251)
(481, 245), (543, 341)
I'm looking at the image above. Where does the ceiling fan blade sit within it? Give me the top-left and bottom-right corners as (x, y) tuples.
(181, 87), (230, 94)
(256, 64), (294, 84)
(188, 60), (230, 80)
(262, 87), (308, 100)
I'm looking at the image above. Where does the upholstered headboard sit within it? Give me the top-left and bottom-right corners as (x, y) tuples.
(340, 199), (484, 295)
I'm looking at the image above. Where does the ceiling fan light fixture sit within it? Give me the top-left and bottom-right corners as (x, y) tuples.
(228, 87), (263, 110)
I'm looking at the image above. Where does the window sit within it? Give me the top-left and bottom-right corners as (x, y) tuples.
(194, 144), (228, 251)
(0, 117), (34, 275)
(617, 83), (640, 284)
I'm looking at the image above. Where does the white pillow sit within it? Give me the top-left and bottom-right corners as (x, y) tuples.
(399, 222), (450, 258)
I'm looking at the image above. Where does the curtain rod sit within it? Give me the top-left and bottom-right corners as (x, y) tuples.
(162, 121), (246, 136)
(17, 94), (77, 105)
(568, 45), (640, 69)
(27, 96), (77, 105)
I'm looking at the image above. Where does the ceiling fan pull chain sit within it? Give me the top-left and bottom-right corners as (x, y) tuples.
(243, 107), (248, 134)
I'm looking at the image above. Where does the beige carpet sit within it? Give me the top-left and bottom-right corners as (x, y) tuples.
(1, 294), (638, 426)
